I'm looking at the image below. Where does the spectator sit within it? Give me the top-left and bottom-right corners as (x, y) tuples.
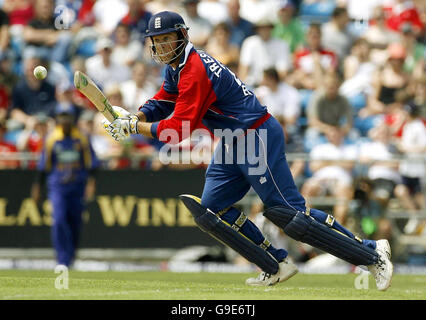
(120, 0), (152, 43)
(67, 0), (100, 58)
(55, 82), (83, 122)
(272, 0), (305, 53)
(0, 8), (10, 55)
(306, 72), (353, 149)
(355, 121), (402, 242)
(111, 23), (143, 68)
(10, 55), (57, 129)
(321, 6), (353, 62)
(70, 55), (97, 111)
(180, 0), (213, 49)
(75, 0), (96, 28)
(239, 0), (281, 24)
(363, 6), (401, 66)
(225, 0), (254, 48)
(54, 0), (84, 31)
(255, 67), (305, 183)
(342, 38), (375, 81)
(77, 109), (96, 137)
(289, 23), (338, 91)
(255, 68), (301, 132)
(22, 0), (73, 63)
(339, 38), (377, 112)
(411, 75), (425, 117)
(205, 22), (240, 67)
(120, 61), (157, 114)
(381, 96), (407, 142)
(394, 102), (426, 234)
(301, 128), (357, 225)
(92, 0), (129, 36)
(1, 1), (29, 66)
(0, 118), (19, 169)
(359, 43), (410, 119)
(239, 17), (291, 88)
(145, 0), (180, 14)
(197, 0), (228, 26)
(85, 37), (131, 90)
(358, 123), (401, 213)
(16, 112), (51, 169)
(104, 83), (124, 108)
(383, 0), (423, 36)
(2, 0), (34, 26)
(352, 177), (393, 243)
(344, 0), (384, 22)
(399, 23), (425, 77)
(0, 51), (19, 119)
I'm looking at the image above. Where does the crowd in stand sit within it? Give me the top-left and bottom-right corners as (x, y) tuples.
(0, 0), (425, 241)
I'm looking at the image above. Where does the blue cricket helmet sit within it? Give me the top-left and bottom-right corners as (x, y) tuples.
(145, 11), (189, 38)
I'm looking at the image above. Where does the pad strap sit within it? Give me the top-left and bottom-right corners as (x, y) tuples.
(325, 214), (335, 228)
(259, 239), (271, 250)
(231, 212), (248, 232)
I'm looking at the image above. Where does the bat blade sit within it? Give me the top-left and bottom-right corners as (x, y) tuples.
(73, 70), (118, 122)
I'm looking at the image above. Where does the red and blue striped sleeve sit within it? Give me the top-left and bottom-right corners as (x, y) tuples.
(151, 54), (217, 144)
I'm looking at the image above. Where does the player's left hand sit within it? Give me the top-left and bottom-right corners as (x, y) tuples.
(102, 106), (139, 141)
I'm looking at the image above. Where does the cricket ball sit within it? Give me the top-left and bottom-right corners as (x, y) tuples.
(34, 65), (47, 80)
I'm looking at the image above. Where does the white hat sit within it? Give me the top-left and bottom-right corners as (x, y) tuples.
(96, 37), (114, 52)
(254, 16), (275, 28)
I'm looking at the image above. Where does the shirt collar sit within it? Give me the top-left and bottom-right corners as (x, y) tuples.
(178, 42), (194, 69)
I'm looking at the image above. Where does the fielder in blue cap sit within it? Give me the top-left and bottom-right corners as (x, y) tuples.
(101, 11), (393, 290)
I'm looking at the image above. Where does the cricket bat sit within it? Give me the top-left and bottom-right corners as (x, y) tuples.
(73, 70), (119, 122)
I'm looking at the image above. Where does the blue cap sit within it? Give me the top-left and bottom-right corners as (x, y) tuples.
(145, 11), (188, 38)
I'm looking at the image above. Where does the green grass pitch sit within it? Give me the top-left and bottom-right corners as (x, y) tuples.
(0, 270), (425, 300)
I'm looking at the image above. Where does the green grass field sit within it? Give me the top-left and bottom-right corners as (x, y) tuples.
(0, 270), (425, 300)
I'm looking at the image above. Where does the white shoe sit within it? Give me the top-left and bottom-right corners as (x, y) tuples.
(368, 239), (393, 291)
(245, 258), (298, 286)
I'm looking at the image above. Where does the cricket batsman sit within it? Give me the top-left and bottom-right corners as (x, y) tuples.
(102, 11), (393, 290)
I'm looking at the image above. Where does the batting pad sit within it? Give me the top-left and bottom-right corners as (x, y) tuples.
(180, 195), (279, 274)
(264, 206), (378, 266)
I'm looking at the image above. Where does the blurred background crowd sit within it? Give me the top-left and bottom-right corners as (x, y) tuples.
(0, 0), (424, 262)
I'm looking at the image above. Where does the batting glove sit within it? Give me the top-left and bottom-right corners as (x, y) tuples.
(102, 106), (139, 141)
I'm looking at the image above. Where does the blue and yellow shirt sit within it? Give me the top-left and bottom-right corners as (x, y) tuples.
(38, 126), (98, 191)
